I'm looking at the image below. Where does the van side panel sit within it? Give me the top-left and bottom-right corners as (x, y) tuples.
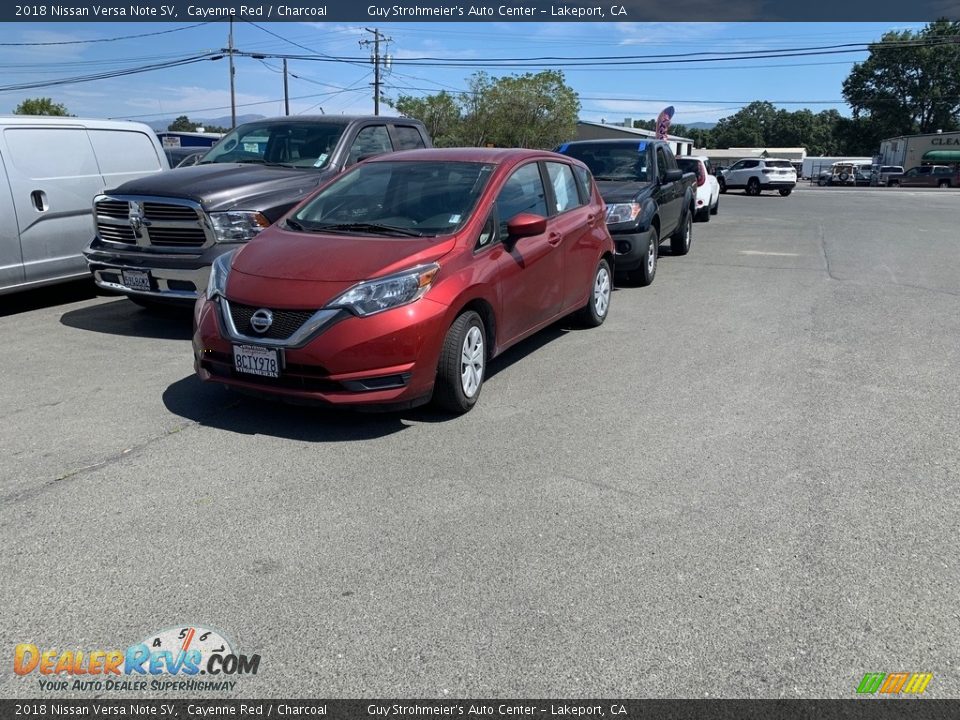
(87, 128), (166, 187)
(3, 126), (104, 285)
(0, 149), (25, 289)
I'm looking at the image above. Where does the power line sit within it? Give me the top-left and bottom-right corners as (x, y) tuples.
(0, 53), (222, 93)
(0, 23), (210, 46)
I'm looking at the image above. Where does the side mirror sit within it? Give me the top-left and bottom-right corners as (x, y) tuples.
(663, 168), (683, 183)
(505, 213), (547, 240)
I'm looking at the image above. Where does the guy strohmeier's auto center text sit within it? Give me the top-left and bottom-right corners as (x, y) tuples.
(367, 4), (629, 18)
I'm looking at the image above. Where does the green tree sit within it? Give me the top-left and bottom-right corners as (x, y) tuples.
(389, 70), (579, 150)
(391, 91), (462, 147)
(710, 102), (777, 148)
(13, 97), (72, 116)
(843, 20), (960, 136)
(167, 115), (197, 132)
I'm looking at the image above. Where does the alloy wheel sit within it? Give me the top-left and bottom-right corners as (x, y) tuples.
(594, 265), (611, 318)
(460, 326), (484, 398)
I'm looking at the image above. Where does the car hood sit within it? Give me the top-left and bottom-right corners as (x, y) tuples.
(594, 180), (653, 203)
(225, 228), (456, 308)
(107, 163), (333, 211)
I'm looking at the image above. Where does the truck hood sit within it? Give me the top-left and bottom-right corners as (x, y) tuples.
(107, 163), (333, 211)
(594, 180), (654, 204)
(231, 226), (457, 283)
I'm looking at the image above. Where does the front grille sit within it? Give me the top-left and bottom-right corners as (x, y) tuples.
(95, 197), (210, 249)
(96, 200), (129, 219)
(143, 202), (198, 221)
(228, 302), (316, 340)
(96, 223), (137, 243)
(145, 227), (207, 247)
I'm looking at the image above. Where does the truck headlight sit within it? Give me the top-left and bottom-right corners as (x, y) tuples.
(206, 250), (238, 300)
(209, 211), (270, 243)
(328, 264), (439, 317)
(605, 203), (643, 225)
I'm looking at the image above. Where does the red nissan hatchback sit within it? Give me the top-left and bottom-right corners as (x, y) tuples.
(193, 148), (614, 413)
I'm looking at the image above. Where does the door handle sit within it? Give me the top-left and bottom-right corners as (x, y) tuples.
(547, 232), (562, 247)
(31, 190), (48, 212)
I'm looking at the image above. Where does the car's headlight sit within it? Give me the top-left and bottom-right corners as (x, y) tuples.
(209, 211), (270, 243)
(605, 203), (643, 225)
(206, 250), (238, 300)
(329, 263), (440, 317)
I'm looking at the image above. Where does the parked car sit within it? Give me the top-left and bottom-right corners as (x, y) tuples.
(817, 162), (857, 186)
(871, 165), (904, 187)
(853, 163), (874, 186)
(720, 158), (797, 196)
(676, 155), (720, 221)
(898, 165), (960, 188)
(193, 148), (615, 413)
(554, 139), (696, 286)
(0, 116), (167, 296)
(84, 115), (432, 308)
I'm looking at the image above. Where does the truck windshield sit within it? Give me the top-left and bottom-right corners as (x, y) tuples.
(560, 145), (648, 182)
(291, 161), (495, 237)
(200, 122), (346, 169)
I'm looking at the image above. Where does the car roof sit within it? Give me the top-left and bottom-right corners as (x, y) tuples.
(368, 147), (568, 164)
(678, 155), (708, 162)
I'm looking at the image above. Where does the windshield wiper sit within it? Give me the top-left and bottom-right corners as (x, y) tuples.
(284, 218), (305, 231)
(310, 222), (425, 237)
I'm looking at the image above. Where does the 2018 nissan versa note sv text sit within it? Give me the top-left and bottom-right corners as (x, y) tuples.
(193, 148), (616, 413)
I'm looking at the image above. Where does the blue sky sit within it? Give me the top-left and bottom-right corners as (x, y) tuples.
(0, 21), (924, 127)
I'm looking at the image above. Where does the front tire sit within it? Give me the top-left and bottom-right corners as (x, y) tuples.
(577, 257), (612, 327)
(434, 311), (486, 414)
(634, 228), (658, 287)
(718, 178), (727, 194)
(746, 178), (761, 196)
(670, 210), (692, 256)
(938, 180), (950, 189)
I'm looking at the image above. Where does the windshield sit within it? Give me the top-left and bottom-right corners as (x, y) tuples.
(200, 121), (346, 168)
(560, 144), (648, 181)
(291, 161), (495, 237)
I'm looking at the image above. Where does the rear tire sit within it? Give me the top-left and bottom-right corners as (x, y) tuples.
(670, 210), (693, 256)
(938, 180), (950, 189)
(434, 311), (485, 414)
(710, 197), (719, 215)
(577, 257), (613, 327)
(817, 176), (828, 186)
(779, 188), (793, 197)
(746, 178), (761, 196)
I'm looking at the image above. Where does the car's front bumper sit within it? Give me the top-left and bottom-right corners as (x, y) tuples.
(193, 294), (449, 409)
(610, 227), (655, 273)
(84, 238), (243, 301)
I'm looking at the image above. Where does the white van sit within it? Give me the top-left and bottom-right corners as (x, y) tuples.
(0, 116), (167, 295)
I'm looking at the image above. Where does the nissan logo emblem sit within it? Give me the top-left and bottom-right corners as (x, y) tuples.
(249, 309), (274, 334)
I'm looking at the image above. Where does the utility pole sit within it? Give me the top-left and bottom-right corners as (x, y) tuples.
(359, 28), (391, 116)
(283, 58), (290, 116)
(227, 19), (236, 129)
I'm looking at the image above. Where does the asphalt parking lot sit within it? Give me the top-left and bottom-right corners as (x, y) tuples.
(2, 183), (959, 699)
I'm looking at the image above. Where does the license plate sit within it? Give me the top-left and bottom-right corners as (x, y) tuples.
(233, 344), (280, 378)
(121, 269), (152, 292)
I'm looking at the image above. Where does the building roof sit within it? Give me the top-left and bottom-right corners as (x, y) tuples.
(882, 130), (960, 142)
(577, 120), (693, 144)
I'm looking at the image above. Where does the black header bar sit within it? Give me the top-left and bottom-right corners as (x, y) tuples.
(4, 0), (960, 22)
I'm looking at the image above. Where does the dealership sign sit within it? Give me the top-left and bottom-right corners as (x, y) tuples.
(931, 137), (960, 145)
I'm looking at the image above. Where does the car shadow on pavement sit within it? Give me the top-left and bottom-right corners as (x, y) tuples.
(1, 279), (98, 318)
(162, 322), (575, 438)
(60, 298), (194, 341)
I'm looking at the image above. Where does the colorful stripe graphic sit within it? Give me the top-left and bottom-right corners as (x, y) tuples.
(857, 672), (932, 694)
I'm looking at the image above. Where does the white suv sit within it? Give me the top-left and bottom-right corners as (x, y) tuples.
(719, 158), (797, 196)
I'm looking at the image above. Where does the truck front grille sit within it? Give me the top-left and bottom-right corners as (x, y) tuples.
(95, 196), (211, 250)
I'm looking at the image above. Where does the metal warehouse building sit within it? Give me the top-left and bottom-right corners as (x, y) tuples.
(878, 130), (960, 169)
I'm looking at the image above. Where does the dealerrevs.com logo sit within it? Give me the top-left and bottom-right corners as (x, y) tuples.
(14, 626), (260, 692)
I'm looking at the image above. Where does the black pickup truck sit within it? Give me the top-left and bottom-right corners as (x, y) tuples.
(84, 115), (432, 306)
(556, 139), (696, 286)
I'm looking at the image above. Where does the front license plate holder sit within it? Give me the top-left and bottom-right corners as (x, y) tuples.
(121, 269), (152, 292)
(233, 344), (281, 379)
